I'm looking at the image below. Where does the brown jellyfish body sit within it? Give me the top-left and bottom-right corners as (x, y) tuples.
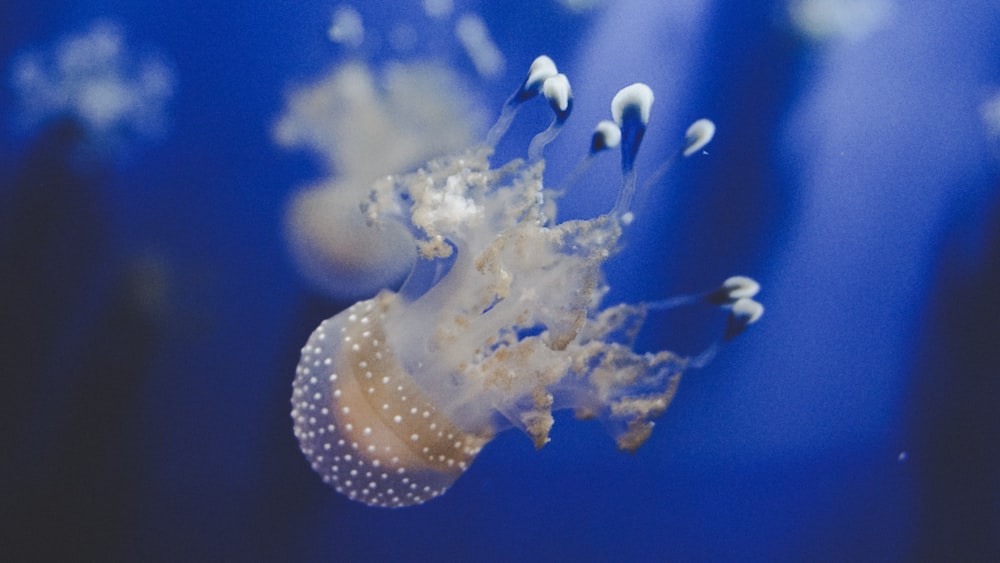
(292, 294), (490, 508)
(291, 145), (691, 508)
(291, 56), (762, 508)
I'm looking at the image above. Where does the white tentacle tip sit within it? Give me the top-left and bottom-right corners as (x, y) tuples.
(724, 297), (764, 340)
(732, 297), (764, 324)
(542, 73), (572, 118)
(705, 275), (760, 305)
(591, 120), (621, 153)
(611, 83), (655, 128)
(722, 275), (760, 301)
(522, 55), (558, 96)
(683, 118), (716, 157)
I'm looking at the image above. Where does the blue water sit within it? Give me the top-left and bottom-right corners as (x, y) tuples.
(1, 1), (998, 561)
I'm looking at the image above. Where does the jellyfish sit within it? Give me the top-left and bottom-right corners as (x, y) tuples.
(291, 56), (763, 508)
(9, 20), (175, 150)
(276, 61), (486, 299)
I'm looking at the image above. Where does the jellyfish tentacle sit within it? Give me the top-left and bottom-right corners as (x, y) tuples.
(610, 83), (655, 216)
(527, 73), (573, 161)
(644, 276), (764, 368)
(486, 55), (558, 147)
(703, 275), (760, 306)
(683, 118), (716, 157)
(591, 119), (622, 155)
(723, 297), (765, 341)
(689, 296), (765, 368)
(557, 120), (622, 195)
(646, 275), (761, 312)
(642, 117), (718, 194)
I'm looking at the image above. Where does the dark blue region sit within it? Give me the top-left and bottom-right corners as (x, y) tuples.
(0, 1), (998, 562)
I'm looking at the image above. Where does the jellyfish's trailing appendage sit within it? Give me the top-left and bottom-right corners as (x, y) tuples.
(610, 83), (654, 217)
(646, 275), (761, 311)
(683, 118), (716, 157)
(527, 73), (573, 161)
(292, 56), (763, 508)
(641, 117), (718, 200)
(724, 297), (765, 341)
(591, 119), (623, 155)
(646, 275), (764, 368)
(485, 55), (558, 147)
(558, 120), (622, 193)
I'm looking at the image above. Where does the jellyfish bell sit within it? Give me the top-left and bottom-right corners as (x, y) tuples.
(292, 56), (763, 508)
(292, 294), (490, 508)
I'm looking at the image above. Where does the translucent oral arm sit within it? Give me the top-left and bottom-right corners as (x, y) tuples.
(610, 83), (654, 216)
(528, 73), (573, 161)
(486, 55), (559, 147)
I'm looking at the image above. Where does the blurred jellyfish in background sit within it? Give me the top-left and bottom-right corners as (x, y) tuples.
(1, 18), (178, 561)
(787, 0), (895, 42)
(8, 20), (174, 156)
(982, 89), (1000, 143)
(552, 0), (605, 13)
(274, 3), (490, 300)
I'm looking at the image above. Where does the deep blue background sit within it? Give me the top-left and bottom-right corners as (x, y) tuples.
(1, 1), (998, 561)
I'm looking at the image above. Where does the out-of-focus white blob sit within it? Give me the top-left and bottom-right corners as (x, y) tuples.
(422, 0), (454, 19)
(721, 276), (761, 301)
(981, 89), (1000, 140)
(454, 13), (506, 79)
(788, 0), (895, 42)
(683, 118), (716, 157)
(328, 5), (365, 48)
(554, 0), (604, 12)
(9, 20), (175, 145)
(275, 61), (484, 183)
(275, 61), (485, 299)
(704, 275), (761, 306)
(724, 298), (764, 341)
